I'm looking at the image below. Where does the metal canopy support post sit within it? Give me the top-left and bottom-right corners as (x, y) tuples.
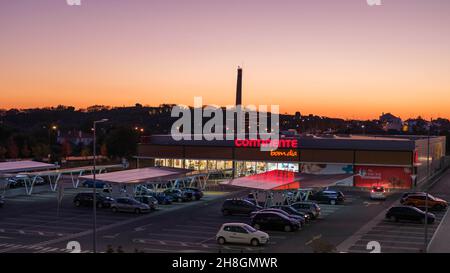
(189, 176), (196, 188)
(24, 176), (37, 196)
(70, 170), (85, 188)
(48, 173), (62, 192)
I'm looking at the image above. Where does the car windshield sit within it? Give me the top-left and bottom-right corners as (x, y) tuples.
(270, 209), (288, 216)
(427, 194), (437, 200)
(285, 207), (297, 213)
(242, 225), (257, 233)
(409, 206), (425, 213)
(372, 187), (384, 192)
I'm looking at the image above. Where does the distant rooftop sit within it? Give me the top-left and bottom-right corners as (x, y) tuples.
(140, 134), (445, 151)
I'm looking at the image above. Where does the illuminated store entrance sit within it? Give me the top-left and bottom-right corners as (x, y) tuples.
(234, 161), (299, 177)
(154, 158), (298, 177)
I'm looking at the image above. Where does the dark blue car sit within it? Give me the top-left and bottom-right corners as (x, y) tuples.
(183, 188), (204, 201)
(82, 180), (107, 189)
(146, 191), (173, 205)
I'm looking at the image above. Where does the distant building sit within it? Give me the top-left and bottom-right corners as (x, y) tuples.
(405, 117), (430, 133)
(56, 130), (94, 146)
(379, 113), (403, 132)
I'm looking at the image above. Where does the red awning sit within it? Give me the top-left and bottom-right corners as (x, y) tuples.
(220, 170), (301, 190)
(220, 170), (353, 191)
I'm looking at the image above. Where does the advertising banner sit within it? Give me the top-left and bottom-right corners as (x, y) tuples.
(354, 166), (412, 189)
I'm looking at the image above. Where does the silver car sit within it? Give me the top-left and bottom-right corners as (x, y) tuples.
(111, 197), (151, 214)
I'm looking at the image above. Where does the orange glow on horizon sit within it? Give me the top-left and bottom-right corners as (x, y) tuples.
(1, 1), (450, 121)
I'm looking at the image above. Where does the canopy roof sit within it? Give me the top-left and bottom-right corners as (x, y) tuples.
(220, 170), (353, 191)
(220, 170), (301, 190)
(0, 160), (58, 173)
(18, 164), (123, 177)
(79, 167), (191, 184)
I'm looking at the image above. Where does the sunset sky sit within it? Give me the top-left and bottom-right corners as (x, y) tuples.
(1, 0), (449, 120)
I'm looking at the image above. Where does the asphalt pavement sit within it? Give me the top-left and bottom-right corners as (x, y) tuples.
(1, 174), (449, 253)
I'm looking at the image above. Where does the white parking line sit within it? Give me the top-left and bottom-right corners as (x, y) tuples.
(357, 238), (424, 246)
(175, 224), (219, 230)
(163, 228), (216, 235)
(362, 233), (426, 240)
(369, 229), (430, 236)
(377, 221), (438, 228)
(134, 238), (263, 252)
(351, 242), (421, 252)
(147, 233), (212, 240)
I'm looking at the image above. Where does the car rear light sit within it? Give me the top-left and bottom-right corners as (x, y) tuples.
(371, 190), (374, 193)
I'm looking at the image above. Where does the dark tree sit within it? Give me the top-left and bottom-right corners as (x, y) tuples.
(105, 127), (138, 159)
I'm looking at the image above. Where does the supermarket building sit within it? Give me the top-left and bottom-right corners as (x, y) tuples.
(136, 134), (446, 189)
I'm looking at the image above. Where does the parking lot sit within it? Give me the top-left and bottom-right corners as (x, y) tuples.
(344, 193), (450, 253)
(130, 202), (347, 253)
(0, 183), (233, 253)
(0, 183), (383, 253)
(3, 178), (447, 254)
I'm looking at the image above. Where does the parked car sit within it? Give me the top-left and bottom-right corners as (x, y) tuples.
(0, 196), (4, 208)
(7, 175), (45, 188)
(291, 202), (321, 219)
(135, 185), (153, 195)
(309, 190), (345, 205)
(183, 187), (204, 201)
(246, 193), (265, 207)
(270, 205), (311, 222)
(82, 180), (107, 189)
(251, 212), (300, 232)
(216, 223), (269, 246)
(164, 189), (192, 202)
(111, 197), (151, 214)
(400, 193), (447, 211)
(134, 185), (171, 204)
(134, 195), (158, 210)
(401, 192), (426, 200)
(73, 192), (115, 208)
(222, 199), (262, 216)
(251, 208), (305, 227)
(386, 206), (435, 224)
(370, 186), (387, 200)
(147, 191), (173, 205)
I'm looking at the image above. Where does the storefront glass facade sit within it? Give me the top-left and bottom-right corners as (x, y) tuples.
(155, 158), (298, 177)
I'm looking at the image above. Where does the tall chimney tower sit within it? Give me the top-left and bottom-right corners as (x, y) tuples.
(235, 67), (243, 106)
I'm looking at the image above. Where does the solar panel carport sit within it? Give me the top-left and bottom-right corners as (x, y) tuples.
(18, 164), (125, 195)
(220, 170), (353, 207)
(0, 160), (58, 173)
(0, 161), (59, 195)
(79, 167), (196, 195)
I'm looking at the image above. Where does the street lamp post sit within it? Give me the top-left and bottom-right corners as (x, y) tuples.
(424, 118), (432, 252)
(92, 119), (108, 253)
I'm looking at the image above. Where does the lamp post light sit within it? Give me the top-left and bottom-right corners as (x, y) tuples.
(424, 118), (432, 252)
(92, 119), (108, 253)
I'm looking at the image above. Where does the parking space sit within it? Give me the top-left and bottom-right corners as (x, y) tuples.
(130, 200), (349, 253)
(347, 194), (450, 253)
(0, 184), (373, 253)
(0, 185), (233, 253)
